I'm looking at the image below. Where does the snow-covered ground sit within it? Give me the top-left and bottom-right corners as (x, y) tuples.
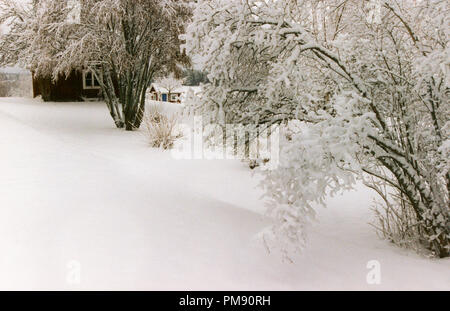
(0, 97), (448, 290)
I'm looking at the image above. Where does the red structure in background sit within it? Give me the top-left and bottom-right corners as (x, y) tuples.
(32, 69), (104, 102)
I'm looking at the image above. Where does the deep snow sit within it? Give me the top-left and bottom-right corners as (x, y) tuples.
(0, 97), (448, 290)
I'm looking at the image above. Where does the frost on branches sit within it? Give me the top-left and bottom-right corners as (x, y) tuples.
(185, 0), (450, 258)
(0, 0), (191, 130)
(0, 0), (71, 78)
(54, 0), (191, 130)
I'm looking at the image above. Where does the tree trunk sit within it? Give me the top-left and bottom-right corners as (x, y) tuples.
(100, 69), (124, 128)
(133, 86), (147, 129)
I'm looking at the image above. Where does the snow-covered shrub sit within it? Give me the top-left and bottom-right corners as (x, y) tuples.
(370, 185), (426, 255)
(144, 105), (181, 150)
(185, 0), (450, 258)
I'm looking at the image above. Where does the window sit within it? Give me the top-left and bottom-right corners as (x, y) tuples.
(170, 94), (178, 102)
(83, 70), (101, 90)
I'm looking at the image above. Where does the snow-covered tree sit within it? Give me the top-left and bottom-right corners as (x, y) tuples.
(0, 0), (191, 130)
(54, 0), (191, 130)
(0, 0), (73, 78)
(185, 0), (449, 258)
(155, 75), (183, 99)
(183, 69), (209, 86)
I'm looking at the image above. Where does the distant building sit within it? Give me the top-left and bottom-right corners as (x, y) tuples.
(147, 83), (202, 104)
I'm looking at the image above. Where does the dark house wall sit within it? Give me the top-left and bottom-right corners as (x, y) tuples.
(32, 70), (103, 102)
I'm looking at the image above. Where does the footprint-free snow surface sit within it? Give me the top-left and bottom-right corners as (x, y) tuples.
(0, 98), (448, 290)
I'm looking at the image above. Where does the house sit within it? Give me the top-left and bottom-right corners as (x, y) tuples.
(32, 68), (105, 102)
(147, 83), (202, 104)
(32, 72), (201, 103)
(29, 1), (108, 102)
(147, 83), (183, 103)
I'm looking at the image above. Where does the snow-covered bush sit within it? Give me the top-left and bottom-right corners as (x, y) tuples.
(185, 0), (450, 258)
(144, 105), (181, 150)
(370, 185), (426, 255)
